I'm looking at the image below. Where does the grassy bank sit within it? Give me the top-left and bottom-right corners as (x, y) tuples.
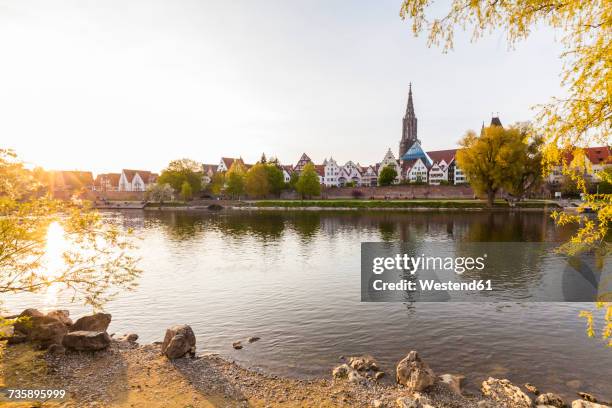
(253, 199), (561, 209)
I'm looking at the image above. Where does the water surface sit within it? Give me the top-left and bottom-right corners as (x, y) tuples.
(7, 210), (612, 399)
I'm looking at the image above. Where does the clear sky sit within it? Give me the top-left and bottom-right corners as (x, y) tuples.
(0, 0), (565, 174)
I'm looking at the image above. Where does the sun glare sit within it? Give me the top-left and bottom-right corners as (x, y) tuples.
(43, 221), (68, 307)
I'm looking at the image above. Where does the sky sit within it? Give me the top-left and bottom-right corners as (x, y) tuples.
(0, 0), (566, 174)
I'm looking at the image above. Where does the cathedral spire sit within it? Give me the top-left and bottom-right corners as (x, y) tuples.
(399, 83), (418, 159)
(406, 82), (414, 116)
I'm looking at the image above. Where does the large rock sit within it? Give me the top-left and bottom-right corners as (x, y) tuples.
(481, 377), (532, 408)
(571, 401), (611, 408)
(535, 392), (566, 407)
(395, 351), (436, 392)
(69, 313), (111, 332)
(14, 309), (68, 345)
(62, 331), (111, 351)
(161, 325), (196, 359)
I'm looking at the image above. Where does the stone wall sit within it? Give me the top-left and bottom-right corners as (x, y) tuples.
(280, 185), (475, 200)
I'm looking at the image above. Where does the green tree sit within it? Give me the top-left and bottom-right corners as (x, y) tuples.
(265, 164), (285, 197)
(0, 149), (140, 313)
(180, 180), (193, 201)
(245, 163), (270, 198)
(289, 172), (299, 190)
(158, 158), (202, 194)
(295, 163), (321, 199)
(146, 183), (174, 204)
(225, 161), (246, 199)
(209, 172), (225, 195)
(378, 166), (397, 186)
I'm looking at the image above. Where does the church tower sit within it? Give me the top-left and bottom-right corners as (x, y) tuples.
(399, 83), (418, 159)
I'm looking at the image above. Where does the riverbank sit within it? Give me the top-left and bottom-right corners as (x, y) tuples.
(2, 309), (610, 408)
(138, 199), (563, 212)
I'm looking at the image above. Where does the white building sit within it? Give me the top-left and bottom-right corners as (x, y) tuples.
(118, 169), (158, 192)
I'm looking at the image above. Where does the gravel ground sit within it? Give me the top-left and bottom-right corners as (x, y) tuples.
(2, 340), (486, 408)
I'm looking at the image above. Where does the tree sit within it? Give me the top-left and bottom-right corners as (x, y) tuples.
(180, 180), (193, 201)
(502, 125), (545, 202)
(295, 163), (321, 199)
(289, 172), (300, 190)
(457, 125), (530, 207)
(158, 158), (202, 194)
(265, 164), (285, 197)
(245, 163), (270, 198)
(146, 183), (174, 204)
(225, 161), (246, 199)
(0, 149), (140, 314)
(378, 166), (397, 186)
(209, 172), (225, 195)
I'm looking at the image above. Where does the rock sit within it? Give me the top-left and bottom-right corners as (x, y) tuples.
(572, 401), (611, 408)
(69, 313), (111, 332)
(481, 377), (532, 408)
(62, 331), (111, 351)
(332, 364), (351, 379)
(374, 371), (385, 380)
(161, 325), (196, 359)
(347, 370), (365, 384)
(46, 344), (66, 355)
(395, 351), (436, 392)
(578, 393), (598, 403)
(396, 396), (420, 408)
(372, 399), (384, 408)
(14, 310), (68, 346)
(247, 336), (260, 343)
(439, 373), (464, 395)
(525, 383), (540, 395)
(536, 393), (566, 407)
(349, 355), (379, 372)
(477, 401), (495, 408)
(118, 333), (138, 342)
(232, 341), (243, 350)
(46, 310), (73, 326)
(6, 332), (28, 345)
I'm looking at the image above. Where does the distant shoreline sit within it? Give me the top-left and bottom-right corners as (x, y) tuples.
(132, 199), (563, 212)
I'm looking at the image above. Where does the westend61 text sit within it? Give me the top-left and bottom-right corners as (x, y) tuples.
(372, 279), (493, 292)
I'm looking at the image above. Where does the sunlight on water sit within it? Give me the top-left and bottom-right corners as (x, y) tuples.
(43, 221), (68, 309)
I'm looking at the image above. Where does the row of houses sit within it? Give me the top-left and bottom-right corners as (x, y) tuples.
(48, 169), (159, 193)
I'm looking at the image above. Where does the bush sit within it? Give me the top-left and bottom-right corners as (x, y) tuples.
(351, 189), (364, 199)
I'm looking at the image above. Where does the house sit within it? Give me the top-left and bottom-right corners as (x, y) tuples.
(313, 164), (325, 184)
(217, 157), (251, 173)
(118, 169), (158, 192)
(48, 171), (94, 192)
(294, 153), (313, 173)
(201, 164), (218, 184)
(426, 149), (457, 185)
(402, 158), (430, 183)
(93, 173), (121, 191)
(322, 157), (340, 186)
(380, 148), (401, 184)
(281, 165), (294, 183)
(547, 146), (611, 185)
(340, 161), (362, 186)
(361, 165), (378, 187)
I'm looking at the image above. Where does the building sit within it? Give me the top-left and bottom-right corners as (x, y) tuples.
(547, 146), (611, 186)
(201, 164), (218, 184)
(93, 173), (121, 191)
(294, 153), (313, 173)
(118, 169), (158, 192)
